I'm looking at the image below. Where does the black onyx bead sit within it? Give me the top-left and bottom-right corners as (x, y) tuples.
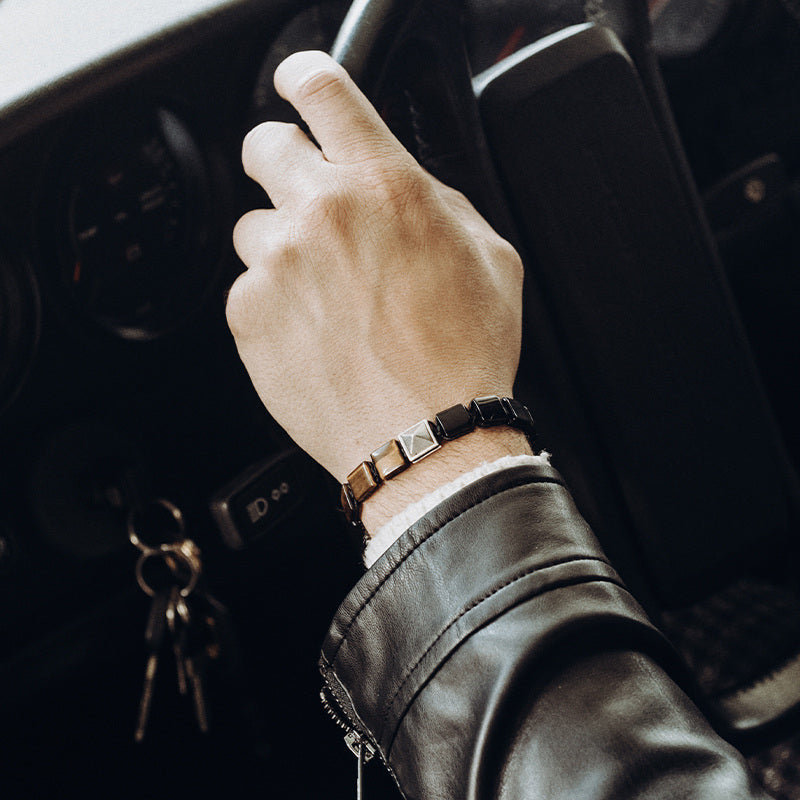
(435, 403), (475, 440)
(502, 397), (536, 436)
(470, 395), (508, 427)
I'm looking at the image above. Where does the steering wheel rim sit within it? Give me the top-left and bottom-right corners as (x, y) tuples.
(330, 0), (518, 241)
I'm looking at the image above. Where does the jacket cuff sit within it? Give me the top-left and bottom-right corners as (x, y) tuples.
(363, 454), (550, 567)
(321, 464), (679, 760)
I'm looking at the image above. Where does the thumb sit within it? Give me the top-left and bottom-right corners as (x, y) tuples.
(273, 50), (408, 166)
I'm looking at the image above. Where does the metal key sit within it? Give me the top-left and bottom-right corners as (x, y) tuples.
(166, 586), (190, 696)
(193, 591), (228, 662)
(186, 659), (210, 734)
(180, 615), (211, 734)
(134, 589), (170, 742)
(128, 499), (221, 736)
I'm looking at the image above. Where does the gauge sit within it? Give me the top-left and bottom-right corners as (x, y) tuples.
(0, 248), (40, 412)
(44, 105), (217, 341)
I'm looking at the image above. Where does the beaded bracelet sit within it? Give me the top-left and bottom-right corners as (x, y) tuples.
(340, 395), (536, 527)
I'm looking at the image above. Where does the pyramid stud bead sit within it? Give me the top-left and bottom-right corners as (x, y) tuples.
(397, 420), (441, 463)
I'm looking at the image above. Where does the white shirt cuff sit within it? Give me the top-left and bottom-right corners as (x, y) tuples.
(363, 452), (550, 567)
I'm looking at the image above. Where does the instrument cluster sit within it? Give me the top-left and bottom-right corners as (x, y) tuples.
(41, 105), (217, 342)
(0, 10), (364, 795)
(0, 16), (305, 642)
(0, 107), (229, 419)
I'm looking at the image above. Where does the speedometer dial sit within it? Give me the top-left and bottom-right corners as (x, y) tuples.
(44, 106), (217, 341)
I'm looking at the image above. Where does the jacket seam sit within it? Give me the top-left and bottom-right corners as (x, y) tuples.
(328, 472), (564, 664)
(384, 577), (650, 758)
(378, 557), (617, 733)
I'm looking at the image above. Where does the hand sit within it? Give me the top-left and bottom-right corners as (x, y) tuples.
(228, 51), (526, 492)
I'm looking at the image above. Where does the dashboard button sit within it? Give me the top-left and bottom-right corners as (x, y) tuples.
(210, 450), (308, 550)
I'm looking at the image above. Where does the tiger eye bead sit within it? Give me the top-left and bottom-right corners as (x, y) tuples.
(370, 440), (409, 480)
(346, 461), (380, 503)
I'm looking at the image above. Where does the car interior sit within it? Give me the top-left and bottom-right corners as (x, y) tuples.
(1, 0), (799, 796)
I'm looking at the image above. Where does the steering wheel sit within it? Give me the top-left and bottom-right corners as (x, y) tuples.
(328, 0), (800, 739)
(331, 0), (514, 236)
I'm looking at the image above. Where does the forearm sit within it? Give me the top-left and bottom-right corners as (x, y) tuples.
(491, 649), (766, 800)
(322, 468), (768, 800)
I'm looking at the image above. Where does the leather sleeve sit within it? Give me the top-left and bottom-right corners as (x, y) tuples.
(320, 465), (769, 799)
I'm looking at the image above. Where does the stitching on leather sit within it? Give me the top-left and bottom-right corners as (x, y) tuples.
(329, 471), (563, 663)
(379, 557), (618, 733)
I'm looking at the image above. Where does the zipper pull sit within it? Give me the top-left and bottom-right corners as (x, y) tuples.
(344, 730), (376, 800)
(356, 740), (366, 800)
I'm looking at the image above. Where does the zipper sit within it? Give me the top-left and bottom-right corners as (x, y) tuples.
(320, 678), (378, 800)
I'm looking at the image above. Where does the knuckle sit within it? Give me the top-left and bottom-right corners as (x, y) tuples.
(313, 182), (346, 211)
(233, 210), (299, 272)
(302, 182), (353, 230)
(232, 212), (264, 266)
(231, 213), (250, 249)
(242, 121), (301, 169)
(365, 162), (429, 214)
(224, 273), (253, 335)
(242, 121), (272, 157)
(292, 62), (349, 106)
(500, 239), (524, 279)
(510, 254), (525, 286)
(226, 245), (288, 336)
(225, 269), (279, 340)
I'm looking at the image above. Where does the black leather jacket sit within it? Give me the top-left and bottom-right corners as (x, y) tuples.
(320, 464), (770, 799)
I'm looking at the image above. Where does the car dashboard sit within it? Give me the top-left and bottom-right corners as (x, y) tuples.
(0, 1), (369, 795)
(1, 0), (800, 797)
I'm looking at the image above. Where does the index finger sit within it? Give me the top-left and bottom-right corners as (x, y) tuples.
(273, 50), (409, 166)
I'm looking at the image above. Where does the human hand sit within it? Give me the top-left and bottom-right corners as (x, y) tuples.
(228, 51), (526, 496)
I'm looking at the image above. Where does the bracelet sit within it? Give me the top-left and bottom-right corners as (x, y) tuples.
(340, 395), (535, 528)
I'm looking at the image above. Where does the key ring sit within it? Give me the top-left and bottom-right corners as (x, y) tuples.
(127, 498), (186, 554)
(135, 539), (202, 598)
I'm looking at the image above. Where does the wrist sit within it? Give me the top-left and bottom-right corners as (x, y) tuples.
(339, 396), (536, 535)
(360, 426), (532, 534)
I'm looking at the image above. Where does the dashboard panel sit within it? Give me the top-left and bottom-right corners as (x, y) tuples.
(1, 0), (800, 797)
(0, 2), (369, 796)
